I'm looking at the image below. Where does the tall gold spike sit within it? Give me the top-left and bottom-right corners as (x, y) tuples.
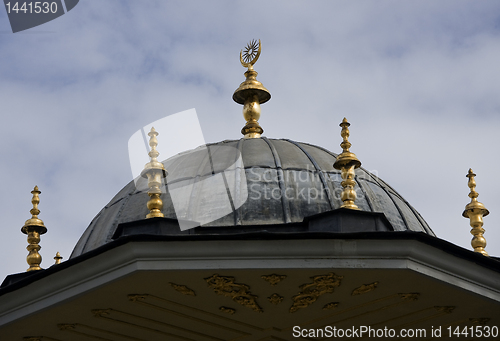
(21, 186), (48, 271)
(141, 127), (167, 218)
(333, 118), (362, 210)
(462, 169), (489, 256)
(233, 39), (271, 138)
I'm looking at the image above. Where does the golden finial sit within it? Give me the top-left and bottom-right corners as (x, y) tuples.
(21, 186), (48, 271)
(462, 169), (489, 256)
(233, 39), (271, 139)
(140, 127), (167, 218)
(54, 252), (62, 265)
(333, 118), (362, 210)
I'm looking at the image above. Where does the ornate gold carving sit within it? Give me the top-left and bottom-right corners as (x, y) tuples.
(57, 324), (76, 331)
(333, 118), (362, 210)
(352, 282), (378, 296)
(463, 169), (489, 256)
(128, 294), (147, 302)
(22, 186), (48, 272)
(141, 127), (167, 219)
(289, 272), (343, 313)
(322, 302), (339, 310)
(470, 318), (490, 325)
(267, 293), (284, 305)
(205, 274), (263, 312)
(169, 282), (196, 296)
(434, 306), (455, 314)
(91, 309), (111, 317)
(398, 293), (420, 301)
(220, 306), (236, 315)
(261, 274), (286, 286)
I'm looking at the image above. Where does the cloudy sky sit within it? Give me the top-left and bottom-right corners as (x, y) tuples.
(1, 1), (500, 278)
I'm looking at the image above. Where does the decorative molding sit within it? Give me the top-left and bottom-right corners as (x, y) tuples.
(322, 302), (339, 310)
(220, 307), (236, 315)
(470, 318), (490, 325)
(205, 274), (263, 312)
(261, 274), (287, 286)
(169, 282), (196, 296)
(132, 294), (261, 333)
(91, 308), (217, 339)
(267, 293), (284, 305)
(398, 293), (420, 301)
(289, 272), (343, 313)
(434, 306), (455, 314)
(352, 282), (378, 296)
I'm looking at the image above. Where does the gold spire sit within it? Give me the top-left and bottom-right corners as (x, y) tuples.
(141, 127), (167, 218)
(333, 118), (362, 210)
(21, 186), (48, 271)
(462, 169), (489, 256)
(54, 252), (63, 265)
(233, 39), (271, 139)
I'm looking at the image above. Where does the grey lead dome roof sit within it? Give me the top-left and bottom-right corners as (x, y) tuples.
(71, 138), (435, 258)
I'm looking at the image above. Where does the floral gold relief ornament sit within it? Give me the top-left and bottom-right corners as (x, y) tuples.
(261, 274), (287, 286)
(351, 282), (378, 296)
(169, 282), (196, 296)
(205, 274), (263, 312)
(398, 293), (420, 301)
(434, 306), (455, 314)
(289, 272), (343, 313)
(267, 293), (284, 305)
(470, 318), (490, 325)
(219, 307), (236, 315)
(322, 302), (339, 310)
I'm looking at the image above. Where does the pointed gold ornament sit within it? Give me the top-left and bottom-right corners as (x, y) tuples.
(463, 169), (489, 256)
(333, 118), (362, 210)
(21, 186), (47, 271)
(141, 127), (167, 218)
(54, 251), (63, 265)
(233, 39), (271, 138)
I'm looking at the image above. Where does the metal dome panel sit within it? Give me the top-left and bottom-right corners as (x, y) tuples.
(71, 138), (435, 258)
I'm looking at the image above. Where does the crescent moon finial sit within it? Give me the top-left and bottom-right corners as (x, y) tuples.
(240, 39), (261, 70)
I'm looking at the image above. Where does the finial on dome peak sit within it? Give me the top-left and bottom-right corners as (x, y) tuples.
(333, 118), (362, 210)
(141, 127), (167, 218)
(22, 186), (48, 272)
(233, 39), (271, 139)
(463, 168), (489, 256)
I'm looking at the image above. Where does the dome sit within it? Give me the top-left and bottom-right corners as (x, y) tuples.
(71, 138), (435, 258)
